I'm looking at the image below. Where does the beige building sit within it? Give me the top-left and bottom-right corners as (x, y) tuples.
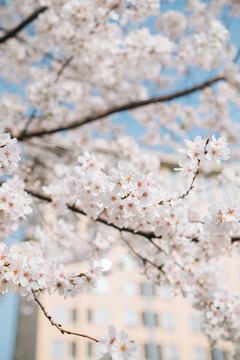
(19, 158), (240, 360)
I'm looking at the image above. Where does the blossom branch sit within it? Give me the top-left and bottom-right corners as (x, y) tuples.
(0, 6), (48, 44)
(16, 75), (224, 140)
(171, 138), (210, 201)
(25, 187), (162, 240)
(32, 291), (99, 342)
(178, 162), (200, 199)
(24, 184), (240, 246)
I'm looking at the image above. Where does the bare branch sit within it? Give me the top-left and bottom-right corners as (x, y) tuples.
(16, 75), (224, 140)
(120, 235), (165, 273)
(32, 291), (99, 342)
(0, 6), (48, 44)
(55, 55), (74, 81)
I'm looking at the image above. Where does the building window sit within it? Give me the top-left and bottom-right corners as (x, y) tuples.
(142, 312), (158, 327)
(87, 309), (92, 323)
(189, 315), (202, 333)
(157, 286), (173, 301)
(121, 280), (137, 298)
(144, 343), (161, 360)
(140, 282), (155, 297)
(51, 340), (67, 358)
(211, 349), (227, 360)
(165, 345), (179, 360)
(161, 313), (176, 331)
(193, 347), (208, 360)
(94, 276), (110, 295)
(71, 342), (77, 358)
(121, 253), (135, 271)
(123, 309), (139, 327)
(87, 342), (92, 357)
(52, 306), (68, 325)
(72, 309), (77, 323)
(95, 308), (110, 326)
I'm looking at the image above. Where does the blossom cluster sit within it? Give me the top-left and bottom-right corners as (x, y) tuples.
(0, 241), (100, 299)
(44, 152), (175, 235)
(32, 216), (114, 263)
(98, 326), (137, 360)
(0, 126), (20, 175)
(0, 176), (32, 240)
(177, 135), (230, 177)
(204, 202), (240, 235)
(137, 233), (240, 354)
(43, 138), (229, 238)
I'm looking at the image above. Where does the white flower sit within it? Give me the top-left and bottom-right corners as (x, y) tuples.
(206, 135), (230, 165)
(156, 10), (187, 39)
(0, 130), (20, 175)
(111, 330), (137, 360)
(185, 136), (206, 160)
(98, 326), (137, 360)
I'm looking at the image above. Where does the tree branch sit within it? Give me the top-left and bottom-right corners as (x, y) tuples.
(26, 187), (162, 240)
(25, 187), (240, 245)
(32, 291), (99, 342)
(0, 6), (48, 44)
(16, 74), (224, 140)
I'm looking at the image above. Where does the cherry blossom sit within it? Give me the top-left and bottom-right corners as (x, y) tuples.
(0, 127), (20, 175)
(98, 326), (137, 360)
(1, 0), (240, 357)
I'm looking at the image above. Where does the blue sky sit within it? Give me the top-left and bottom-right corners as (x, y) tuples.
(0, 230), (22, 360)
(112, 10), (240, 150)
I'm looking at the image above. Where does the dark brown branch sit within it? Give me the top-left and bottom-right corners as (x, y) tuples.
(25, 187), (240, 245)
(26, 187), (161, 240)
(19, 109), (37, 137)
(231, 237), (240, 243)
(17, 75), (224, 140)
(32, 291), (99, 342)
(0, 6), (48, 44)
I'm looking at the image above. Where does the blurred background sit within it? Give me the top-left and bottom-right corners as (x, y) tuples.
(1, 1), (240, 360)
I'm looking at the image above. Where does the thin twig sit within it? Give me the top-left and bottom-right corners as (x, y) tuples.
(16, 75), (224, 140)
(179, 138), (210, 199)
(19, 109), (37, 137)
(0, 7), (48, 44)
(90, 1), (120, 33)
(160, 139), (210, 205)
(179, 162), (200, 200)
(56, 55), (73, 81)
(32, 291), (99, 342)
(120, 235), (165, 273)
